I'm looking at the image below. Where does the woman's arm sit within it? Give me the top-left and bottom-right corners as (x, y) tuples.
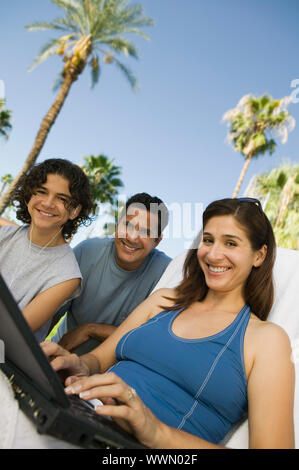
(246, 322), (295, 449)
(23, 278), (80, 332)
(42, 288), (174, 378)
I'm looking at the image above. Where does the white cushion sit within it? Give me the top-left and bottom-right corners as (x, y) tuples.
(153, 247), (299, 448)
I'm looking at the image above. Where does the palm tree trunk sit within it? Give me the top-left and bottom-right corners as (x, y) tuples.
(0, 73), (78, 214)
(232, 153), (253, 198)
(0, 35), (93, 216)
(0, 182), (7, 198)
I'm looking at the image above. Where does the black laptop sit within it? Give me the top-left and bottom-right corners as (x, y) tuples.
(0, 274), (145, 449)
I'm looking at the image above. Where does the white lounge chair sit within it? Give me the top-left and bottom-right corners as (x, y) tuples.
(1, 247), (298, 448)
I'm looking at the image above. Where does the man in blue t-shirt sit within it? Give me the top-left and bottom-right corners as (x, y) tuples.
(51, 193), (171, 354)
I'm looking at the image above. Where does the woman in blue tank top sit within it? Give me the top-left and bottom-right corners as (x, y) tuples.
(45, 198), (295, 449)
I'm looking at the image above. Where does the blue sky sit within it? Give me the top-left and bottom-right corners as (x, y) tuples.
(1, 0), (299, 257)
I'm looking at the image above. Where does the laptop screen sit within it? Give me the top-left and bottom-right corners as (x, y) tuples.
(0, 274), (68, 407)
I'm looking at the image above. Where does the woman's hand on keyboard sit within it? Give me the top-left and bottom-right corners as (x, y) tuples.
(63, 371), (165, 448)
(40, 340), (90, 382)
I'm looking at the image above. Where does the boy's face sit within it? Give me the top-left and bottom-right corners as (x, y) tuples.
(114, 207), (162, 271)
(27, 173), (78, 233)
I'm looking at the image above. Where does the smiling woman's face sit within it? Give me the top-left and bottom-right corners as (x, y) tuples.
(197, 215), (266, 298)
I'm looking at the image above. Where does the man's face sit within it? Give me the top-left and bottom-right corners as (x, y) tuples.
(114, 207), (162, 271)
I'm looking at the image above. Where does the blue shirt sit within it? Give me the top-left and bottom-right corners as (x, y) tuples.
(110, 304), (250, 444)
(52, 238), (171, 354)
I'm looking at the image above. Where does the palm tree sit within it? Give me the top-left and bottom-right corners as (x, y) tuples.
(223, 94), (295, 198)
(0, 0), (153, 214)
(0, 99), (13, 218)
(80, 153), (123, 215)
(102, 198), (125, 236)
(245, 161), (299, 250)
(0, 174), (13, 197)
(0, 98), (12, 140)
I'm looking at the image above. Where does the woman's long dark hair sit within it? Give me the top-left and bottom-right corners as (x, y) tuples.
(166, 198), (276, 321)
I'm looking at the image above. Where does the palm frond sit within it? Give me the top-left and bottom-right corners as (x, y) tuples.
(89, 0), (106, 14)
(50, 0), (82, 13)
(119, 27), (151, 40)
(0, 100), (12, 140)
(52, 71), (64, 91)
(0, 98), (6, 109)
(26, 20), (70, 32)
(27, 38), (61, 71)
(89, 54), (101, 88)
(51, 17), (82, 33)
(115, 3), (154, 29)
(50, 0), (88, 34)
(99, 37), (139, 58)
(113, 57), (138, 91)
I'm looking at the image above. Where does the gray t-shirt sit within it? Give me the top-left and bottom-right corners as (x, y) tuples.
(0, 225), (82, 342)
(52, 237), (171, 354)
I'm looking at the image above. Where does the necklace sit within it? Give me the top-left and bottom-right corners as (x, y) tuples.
(8, 225), (63, 290)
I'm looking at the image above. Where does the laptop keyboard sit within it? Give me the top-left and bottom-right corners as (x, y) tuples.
(68, 394), (113, 425)
(69, 394), (98, 417)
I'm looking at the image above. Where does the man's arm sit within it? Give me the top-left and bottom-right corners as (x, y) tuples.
(58, 323), (117, 351)
(43, 288), (172, 377)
